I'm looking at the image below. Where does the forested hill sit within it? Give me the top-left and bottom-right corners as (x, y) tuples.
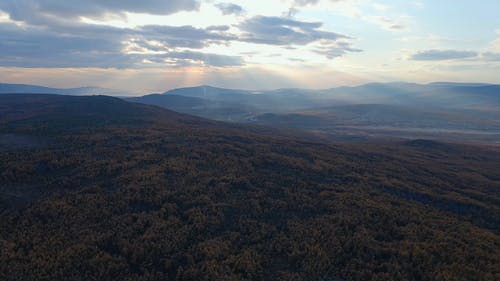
(0, 94), (210, 127)
(0, 94), (499, 281)
(0, 83), (128, 96)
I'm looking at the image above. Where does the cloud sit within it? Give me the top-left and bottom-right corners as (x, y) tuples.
(293, 0), (321, 6)
(138, 25), (235, 49)
(160, 51), (244, 67)
(0, 11), (357, 68)
(0, 0), (199, 22)
(313, 40), (362, 59)
(206, 25), (231, 31)
(400, 35), (454, 43)
(410, 50), (478, 61)
(0, 1), (360, 68)
(289, 58), (306, 62)
(481, 52), (500, 61)
(366, 16), (409, 31)
(0, 22), (133, 68)
(295, 1), (413, 32)
(487, 38), (500, 53)
(408, 37), (500, 63)
(239, 16), (346, 45)
(292, 0), (344, 7)
(215, 3), (244, 15)
(413, 1), (425, 8)
(0, 0), (242, 68)
(238, 16), (359, 59)
(0, 21), (241, 68)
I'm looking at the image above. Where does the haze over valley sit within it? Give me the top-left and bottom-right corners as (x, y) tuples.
(129, 83), (500, 143)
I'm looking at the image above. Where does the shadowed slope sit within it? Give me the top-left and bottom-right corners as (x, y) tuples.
(0, 94), (499, 281)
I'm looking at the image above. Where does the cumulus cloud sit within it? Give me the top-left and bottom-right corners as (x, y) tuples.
(215, 3), (244, 15)
(410, 50), (478, 61)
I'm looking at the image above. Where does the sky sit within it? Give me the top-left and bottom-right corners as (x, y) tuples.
(0, 0), (499, 94)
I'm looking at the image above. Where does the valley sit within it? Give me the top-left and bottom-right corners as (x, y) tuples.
(129, 84), (500, 144)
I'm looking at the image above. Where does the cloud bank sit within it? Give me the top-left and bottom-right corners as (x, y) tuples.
(0, 0), (200, 21)
(0, 1), (359, 68)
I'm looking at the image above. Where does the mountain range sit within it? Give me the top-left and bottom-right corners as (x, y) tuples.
(3, 81), (499, 143)
(128, 83), (500, 144)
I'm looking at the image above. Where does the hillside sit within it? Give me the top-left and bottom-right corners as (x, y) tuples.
(0, 94), (499, 281)
(0, 83), (128, 96)
(128, 94), (255, 121)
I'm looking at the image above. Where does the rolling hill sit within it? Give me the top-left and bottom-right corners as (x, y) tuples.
(1, 94), (499, 280)
(0, 83), (129, 96)
(128, 93), (256, 121)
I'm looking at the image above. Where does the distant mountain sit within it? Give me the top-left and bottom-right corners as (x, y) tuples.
(128, 93), (256, 121)
(131, 83), (500, 141)
(129, 94), (210, 108)
(164, 85), (253, 99)
(146, 86), (336, 114)
(135, 82), (500, 113)
(132, 86), (328, 121)
(0, 83), (129, 96)
(427, 82), (493, 87)
(325, 82), (500, 109)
